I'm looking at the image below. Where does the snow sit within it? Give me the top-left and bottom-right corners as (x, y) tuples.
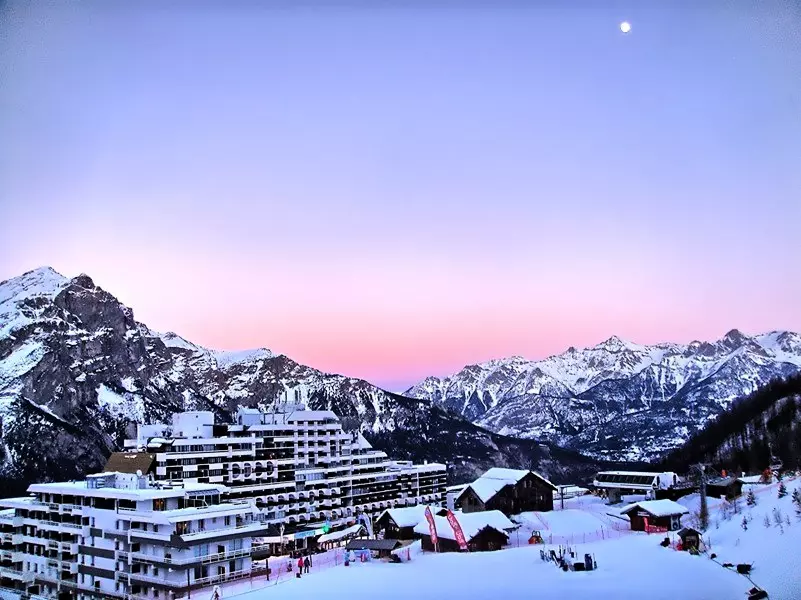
(378, 505), (438, 529)
(462, 477), (508, 503)
(481, 467), (530, 482)
(96, 384), (145, 422)
(213, 348), (274, 367)
(0, 267), (68, 337)
(620, 499), (690, 518)
(228, 533), (753, 600)
(412, 510), (515, 541)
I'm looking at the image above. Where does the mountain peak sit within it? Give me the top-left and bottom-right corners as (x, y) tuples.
(721, 328), (749, 347)
(0, 266), (69, 307)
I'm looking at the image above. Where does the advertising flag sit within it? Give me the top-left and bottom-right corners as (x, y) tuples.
(446, 509), (468, 551)
(424, 506), (438, 549)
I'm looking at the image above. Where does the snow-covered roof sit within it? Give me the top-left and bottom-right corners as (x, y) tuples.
(482, 467), (529, 483)
(481, 467), (557, 491)
(378, 505), (440, 529)
(460, 477), (510, 503)
(317, 523), (365, 544)
(413, 510), (516, 541)
(620, 499), (690, 518)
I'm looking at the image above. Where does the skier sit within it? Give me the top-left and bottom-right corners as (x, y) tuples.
(297, 556), (304, 578)
(303, 556), (311, 574)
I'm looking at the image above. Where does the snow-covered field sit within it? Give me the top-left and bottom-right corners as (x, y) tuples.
(223, 536), (749, 600)
(191, 478), (801, 600)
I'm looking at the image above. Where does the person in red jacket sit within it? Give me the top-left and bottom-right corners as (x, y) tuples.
(297, 556), (304, 578)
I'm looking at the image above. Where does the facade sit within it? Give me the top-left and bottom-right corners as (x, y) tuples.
(0, 471), (266, 600)
(456, 468), (556, 515)
(413, 510), (515, 552)
(592, 471), (679, 503)
(122, 406), (447, 551)
(620, 499), (689, 532)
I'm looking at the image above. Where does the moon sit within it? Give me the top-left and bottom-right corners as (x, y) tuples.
(620, 21), (632, 34)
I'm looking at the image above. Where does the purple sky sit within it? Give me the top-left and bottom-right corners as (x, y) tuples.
(1, 1), (800, 391)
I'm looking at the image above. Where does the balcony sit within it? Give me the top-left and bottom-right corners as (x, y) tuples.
(127, 547), (250, 566)
(0, 566), (33, 582)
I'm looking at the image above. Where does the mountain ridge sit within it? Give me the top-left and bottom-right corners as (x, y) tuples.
(405, 328), (801, 460)
(0, 266), (609, 493)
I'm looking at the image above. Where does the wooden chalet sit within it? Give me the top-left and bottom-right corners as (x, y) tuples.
(706, 476), (743, 500)
(620, 499), (689, 532)
(375, 505), (447, 540)
(412, 510), (516, 553)
(456, 468), (556, 516)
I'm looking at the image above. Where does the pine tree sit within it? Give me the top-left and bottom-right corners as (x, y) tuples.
(741, 516), (748, 530)
(792, 488), (801, 508)
(747, 488), (757, 506)
(778, 482), (788, 498)
(763, 514), (771, 528)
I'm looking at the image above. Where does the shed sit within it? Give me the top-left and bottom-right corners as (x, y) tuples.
(620, 499), (689, 532)
(375, 505), (447, 540)
(706, 477), (743, 500)
(345, 538), (403, 558)
(412, 510), (516, 552)
(676, 527), (701, 551)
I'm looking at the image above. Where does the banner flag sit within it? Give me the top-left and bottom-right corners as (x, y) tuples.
(446, 509), (468, 551)
(424, 506), (438, 549)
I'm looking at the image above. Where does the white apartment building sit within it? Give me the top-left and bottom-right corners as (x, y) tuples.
(0, 472), (266, 600)
(123, 405), (447, 550)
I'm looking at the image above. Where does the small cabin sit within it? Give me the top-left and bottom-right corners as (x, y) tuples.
(345, 538), (403, 559)
(375, 505), (447, 540)
(706, 477), (743, 501)
(620, 500), (689, 532)
(676, 527), (701, 551)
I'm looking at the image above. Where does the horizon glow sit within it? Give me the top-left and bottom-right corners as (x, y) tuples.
(1, 1), (800, 391)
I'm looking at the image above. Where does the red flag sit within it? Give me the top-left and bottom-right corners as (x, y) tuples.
(446, 509), (468, 551)
(424, 506), (438, 549)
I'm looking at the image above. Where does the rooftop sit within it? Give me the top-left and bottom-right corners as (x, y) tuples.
(27, 473), (227, 500)
(413, 510), (516, 541)
(620, 499), (690, 518)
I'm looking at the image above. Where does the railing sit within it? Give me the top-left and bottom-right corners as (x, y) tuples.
(125, 547), (251, 565)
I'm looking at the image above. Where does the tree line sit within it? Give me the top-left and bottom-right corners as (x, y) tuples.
(661, 373), (801, 474)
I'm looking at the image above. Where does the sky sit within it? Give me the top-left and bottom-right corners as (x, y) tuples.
(1, 1), (800, 391)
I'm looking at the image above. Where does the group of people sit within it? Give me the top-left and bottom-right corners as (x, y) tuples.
(289, 552), (313, 578)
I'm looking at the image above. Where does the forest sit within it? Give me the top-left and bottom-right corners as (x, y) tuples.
(662, 373), (801, 474)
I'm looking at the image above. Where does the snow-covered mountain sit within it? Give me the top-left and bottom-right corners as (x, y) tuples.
(0, 267), (604, 493)
(406, 332), (801, 461)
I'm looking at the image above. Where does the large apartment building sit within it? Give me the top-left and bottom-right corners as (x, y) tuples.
(0, 471), (265, 600)
(122, 405), (447, 550)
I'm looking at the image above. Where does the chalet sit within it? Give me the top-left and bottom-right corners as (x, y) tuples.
(413, 510), (516, 552)
(456, 468), (556, 515)
(620, 499), (689, 532)
(375, 505), (448, 540)
(706, 476), (744, 500)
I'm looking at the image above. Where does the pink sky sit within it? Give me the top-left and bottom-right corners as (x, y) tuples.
(1, 2), (800, 390)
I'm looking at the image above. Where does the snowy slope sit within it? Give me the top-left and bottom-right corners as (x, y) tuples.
(407, 331), (801, 460)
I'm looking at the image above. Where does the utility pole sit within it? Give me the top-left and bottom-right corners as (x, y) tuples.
(695, 463), (709, 531)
